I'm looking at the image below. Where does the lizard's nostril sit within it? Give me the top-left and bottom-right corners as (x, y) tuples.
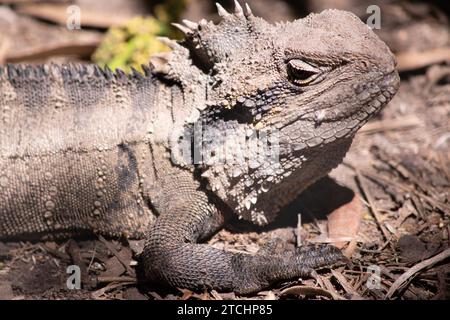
(381, 71), (400, 98)
(383, 71), (400, 88)
(386, 54), (398, 74)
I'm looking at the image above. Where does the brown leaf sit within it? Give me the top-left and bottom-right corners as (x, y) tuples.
(397, 234), (430, 263)
(100, 256), (126, 278)
(327, 194), (364, 249)
(123, 287), (147, 300)
(280, 285), (334, 299)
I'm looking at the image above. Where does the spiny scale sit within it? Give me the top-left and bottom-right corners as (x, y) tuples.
(233, 0), (244, 16)
(172, 1), (254, 36)
(171, 22), (193, 35)
(182, 19), (198, 30)
(156, 36), (178, 49)
(0, 63), (153, 84)
(215, 3), (230, 17)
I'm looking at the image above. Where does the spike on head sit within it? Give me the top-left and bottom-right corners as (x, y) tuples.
(172, 22), (194, 35)
(233, 0), (244, 16)
(157, 36), (179, 50)
(244, 3), (253, 17)
(141, 64), (152, 76)
(182, 19), (198, 30)
(103, 65), (114, 79)
(130, 66), (144, 80)
(215, 3), (230, 18)
(176, 2), (264, 72)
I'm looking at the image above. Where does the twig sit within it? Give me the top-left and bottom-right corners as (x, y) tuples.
(16, 3), (128, 28)
(0, 38), (10, 65)
(358, 237), (392, 253)
(87, 242), (97, 272)
(396, 47), (450, 72)
(0, 0), (71, 3)
(362, 170), (450, 215)
(91, 281), (135, 299)
(344, 161), (450, 215)
(331, 269), (364, 299)
(355, 171), (393, 244)
(297, 213), (303, 246)
(66, 240), (92, 287)
(385, 248), (450, 299)
(39, 244), (70, 261)
(359, 116), (422, 134)
(97, 276), (136, 284)
(6, 43), (100, 63)
(438, 152), (450, 182)
(318, 275), (346, 300)
(98, 235), (134, 276)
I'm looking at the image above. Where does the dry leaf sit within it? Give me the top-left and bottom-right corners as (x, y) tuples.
(280, 285), (334, 299)
(327, 195), (364, 248)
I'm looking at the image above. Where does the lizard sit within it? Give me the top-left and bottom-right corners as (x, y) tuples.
(0, 3), (400, 294)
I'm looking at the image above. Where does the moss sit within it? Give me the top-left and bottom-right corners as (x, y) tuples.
(92, 0), (187, 73)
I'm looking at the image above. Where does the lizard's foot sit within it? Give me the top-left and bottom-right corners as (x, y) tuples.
(293, 243), (350, 268)
(229, 242), (348, 294)
(142, 240), (348, 295)
(259, 238), (349, 269)
(140, 181), (349, 294)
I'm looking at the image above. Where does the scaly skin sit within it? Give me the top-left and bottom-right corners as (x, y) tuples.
(0, 4), (399, 294)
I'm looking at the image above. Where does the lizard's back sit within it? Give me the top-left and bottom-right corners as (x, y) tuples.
(0, 64), (163, 239)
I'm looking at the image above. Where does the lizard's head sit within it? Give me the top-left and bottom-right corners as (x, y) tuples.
(171, 3), (399, 225)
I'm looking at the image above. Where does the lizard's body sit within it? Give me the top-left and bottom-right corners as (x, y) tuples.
(0, 66), (203, 239)
(0, 4), (399, 293)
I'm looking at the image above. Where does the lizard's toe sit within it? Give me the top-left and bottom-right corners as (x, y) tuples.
(294, 243), (349, 269)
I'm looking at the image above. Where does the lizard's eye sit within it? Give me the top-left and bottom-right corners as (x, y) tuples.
(287, 59), (321, 86)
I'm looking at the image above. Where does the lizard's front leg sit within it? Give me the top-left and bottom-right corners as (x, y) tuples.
(140, 188), (346, 294)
